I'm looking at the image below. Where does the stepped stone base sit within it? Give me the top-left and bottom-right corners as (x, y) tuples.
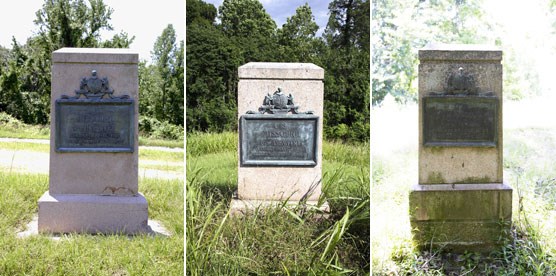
(38, 191), (149, 234)
(409, 183), (512, 252)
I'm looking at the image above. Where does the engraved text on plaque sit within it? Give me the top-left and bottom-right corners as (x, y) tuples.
(240, 114), (318, 166)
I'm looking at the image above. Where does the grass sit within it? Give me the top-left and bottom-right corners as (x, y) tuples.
(0, 171), (183, 275)
(0, 141), (184, 177)
(186, 131), (370, 274)
(0, 115), (183, 149)
(0, 141), (49, 152)
(372, 127), (556, 275)
(139, 148), (184, 163)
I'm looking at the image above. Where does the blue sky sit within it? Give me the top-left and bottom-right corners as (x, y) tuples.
(202, 0), (332, 36)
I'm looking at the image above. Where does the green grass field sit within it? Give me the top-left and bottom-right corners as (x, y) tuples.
(372, 127), (556, 275)
(0, 124), (184, 275)
(0, 172), (183, 275)
(186, 131), (370, 274)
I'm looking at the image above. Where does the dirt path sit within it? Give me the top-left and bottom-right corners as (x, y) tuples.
(0, 140), (183, 180)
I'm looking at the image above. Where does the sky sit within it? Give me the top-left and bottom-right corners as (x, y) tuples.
(0, 0), (184, 63)
(202, 0), (332, 36)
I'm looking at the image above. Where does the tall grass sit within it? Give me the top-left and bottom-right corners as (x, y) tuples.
(186, 131), (236, 157)
(186, 132), (370, 274)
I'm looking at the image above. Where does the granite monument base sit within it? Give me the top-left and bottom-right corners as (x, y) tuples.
(38, 191), (149, 234)
(409, 182), (512, 252)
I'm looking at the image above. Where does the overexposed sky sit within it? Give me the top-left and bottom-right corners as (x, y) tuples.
(0, 0), (184, 63)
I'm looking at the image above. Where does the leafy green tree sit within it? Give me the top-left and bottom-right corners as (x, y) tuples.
(151, 24), (176, 121)
(170, 40), (184, 126)
(277, 3), (322, 62)
(34, 0), (114, 50)
(219, 0), (278, 62)
(322, 0), (370, 141)
(186, 22), (241, 132)
(186, 0), (217, 26)
(219, 0), (275, 38)
(0, 0), (135, 125)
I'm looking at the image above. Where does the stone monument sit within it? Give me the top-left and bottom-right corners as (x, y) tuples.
(409, 44), (512, 251)
(231, 62), (327, 213)
(38, 48), (149, 234)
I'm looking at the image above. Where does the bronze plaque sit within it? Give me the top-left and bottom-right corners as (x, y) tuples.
(423, 96), (497, 147)
(55, 99), (134, 152)
(240, 114), (318, 166)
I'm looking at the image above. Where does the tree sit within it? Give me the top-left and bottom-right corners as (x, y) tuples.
(219, 0), (278, 62)
(151, 24), (176, 121)
(321, 0), (370, 141)
(219, 0), (275, 38)
(186, 0), (217, 26)
(186, 22), (241, 132)
(372, 0), (490, 104)
(0, 0), (134, 125)
(324, 0), (369, 51)
(277, 3), (321, 62)
(34, 0), (114, 50)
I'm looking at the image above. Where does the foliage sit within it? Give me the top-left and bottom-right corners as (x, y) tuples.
(186, 1), (242, 133)
(0, 112), (49, 139)
(0, 0), (182, 132)
(372, 0), (491, 105)
(139, 115), (184, 141)
(277, 3), (322, 62)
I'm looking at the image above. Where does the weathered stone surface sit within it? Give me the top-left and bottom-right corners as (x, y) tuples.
(410, 183), (512, 251)
(38, 48), (148, 235)
(237, 62), (324, 201)
(238, 62), (324, 80)
(38, 192), (148, 234)
(52, 48), (138, 64)
(49, 48), (139, 195)
(411, 44), (512, 252)
(419, 43), (502, 61)
(418, 44), (503, 184)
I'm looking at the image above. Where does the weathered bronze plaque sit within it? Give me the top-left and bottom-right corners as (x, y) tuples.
(240, 114), (318, 166)
(423, 96), (497, 147)
(55, 99), (134, 152)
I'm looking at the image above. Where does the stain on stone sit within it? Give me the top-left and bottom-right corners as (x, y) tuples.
(461, 176), (491, 184)
(427, 172), (445, 184)
(102, 186), (135, 195)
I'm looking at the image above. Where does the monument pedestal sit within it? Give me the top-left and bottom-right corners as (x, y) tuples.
(38, 192), (148, 234)
(38, 48), (148, 235)
(232, 63), (327, 215)
(410, 44), (512, 252)
(410, 183), (512, 251)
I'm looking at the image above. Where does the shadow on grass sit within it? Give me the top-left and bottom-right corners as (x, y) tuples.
(198, 181), (236, 203)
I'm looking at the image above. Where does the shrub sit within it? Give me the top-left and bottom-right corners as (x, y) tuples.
(139, 115), (184, 140)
